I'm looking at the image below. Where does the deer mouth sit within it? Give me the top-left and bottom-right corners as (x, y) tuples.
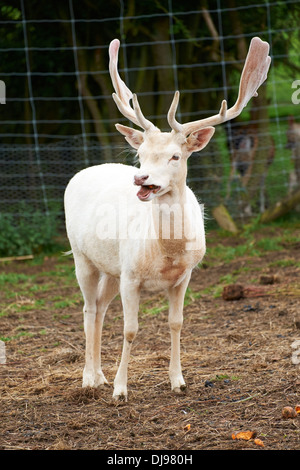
(137, 184), (161, 201)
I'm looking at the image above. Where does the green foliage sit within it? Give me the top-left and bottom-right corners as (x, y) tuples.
(0, 203), (61, 256)
(0, 4), (21, 20)
(0, 0), (299, 225)
(1, 0), (299, 144)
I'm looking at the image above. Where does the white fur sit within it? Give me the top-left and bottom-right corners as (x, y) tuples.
(65, 153), (207, 400)
(64, 37), (270, 400)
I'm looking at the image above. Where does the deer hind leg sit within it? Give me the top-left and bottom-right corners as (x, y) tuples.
(167, 271), (191, 393)
(94, 273), (119, 386)
(74, 254), (119, 388)
(113, 276), (140, 401)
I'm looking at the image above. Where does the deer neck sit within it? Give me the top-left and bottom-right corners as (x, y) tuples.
(151, 179), (188, 257)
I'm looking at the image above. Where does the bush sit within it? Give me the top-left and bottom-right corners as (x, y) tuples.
(0, 204), (61, 256)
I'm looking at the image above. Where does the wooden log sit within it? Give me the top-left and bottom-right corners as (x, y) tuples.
(260, 188), (300, 223)
(212, 204), (239, 233)
(0, 254), (34, 262)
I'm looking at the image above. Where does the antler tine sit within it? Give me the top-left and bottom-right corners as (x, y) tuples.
(180, 37), (271, 136)
(109, 39), (155, 131)
(167, 91), (183, 133)
(131, 93), (155, 131)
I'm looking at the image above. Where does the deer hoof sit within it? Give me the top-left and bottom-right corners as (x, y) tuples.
(173, 383), (187, 394)
(82, 369), (108, 388)
(113, 384), (128, 401)
(112, 392), (128, 402)
(94, 371), (109, 387)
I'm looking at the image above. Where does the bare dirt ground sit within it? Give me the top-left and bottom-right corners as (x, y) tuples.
(0, 227), (299, 451)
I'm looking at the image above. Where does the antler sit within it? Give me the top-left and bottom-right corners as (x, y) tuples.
(109, 39), (155, 131)
(168, 37), (271, 135)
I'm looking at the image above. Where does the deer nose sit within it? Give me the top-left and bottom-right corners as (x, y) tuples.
(134, 174), (149, 186)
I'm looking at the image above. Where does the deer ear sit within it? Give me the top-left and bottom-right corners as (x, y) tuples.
(185, 126), (215, 155)
(116, 124), (144, 149)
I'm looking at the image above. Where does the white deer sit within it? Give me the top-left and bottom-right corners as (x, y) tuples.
(64, 37), (270, 400)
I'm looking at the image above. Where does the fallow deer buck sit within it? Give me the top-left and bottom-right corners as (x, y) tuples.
(64, 37), (270, 400)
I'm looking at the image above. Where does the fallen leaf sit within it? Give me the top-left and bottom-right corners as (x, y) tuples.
(232, 430), (257, 441)
(254, 438), (264, 447)
(295, 405), (300, 414)
(184, 424), (191, 432)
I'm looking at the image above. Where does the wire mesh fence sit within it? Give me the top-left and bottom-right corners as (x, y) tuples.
(0, 0), (300, 250)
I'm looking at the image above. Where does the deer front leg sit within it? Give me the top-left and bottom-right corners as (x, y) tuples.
(113, 277), (140, 401)
(75, 255), (119, 388)
(92, 274), (119, 387)
(168, 271), (191, 393)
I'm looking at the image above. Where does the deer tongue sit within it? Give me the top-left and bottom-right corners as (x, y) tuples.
(137, 185), (160, 201)
(137, 186), (152, 200)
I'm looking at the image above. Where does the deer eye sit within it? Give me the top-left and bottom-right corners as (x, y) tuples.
(171, 155), (180, 161)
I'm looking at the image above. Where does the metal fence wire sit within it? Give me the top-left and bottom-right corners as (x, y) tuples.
(0, 0), (300, 232)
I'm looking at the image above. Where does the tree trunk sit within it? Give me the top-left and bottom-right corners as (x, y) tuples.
(151, 18), (174, 130)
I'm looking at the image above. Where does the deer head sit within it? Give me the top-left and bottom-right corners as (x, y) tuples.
(109, 38), (271, 202)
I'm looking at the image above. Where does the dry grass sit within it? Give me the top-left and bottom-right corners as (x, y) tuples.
(0, 229), (300, 450)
